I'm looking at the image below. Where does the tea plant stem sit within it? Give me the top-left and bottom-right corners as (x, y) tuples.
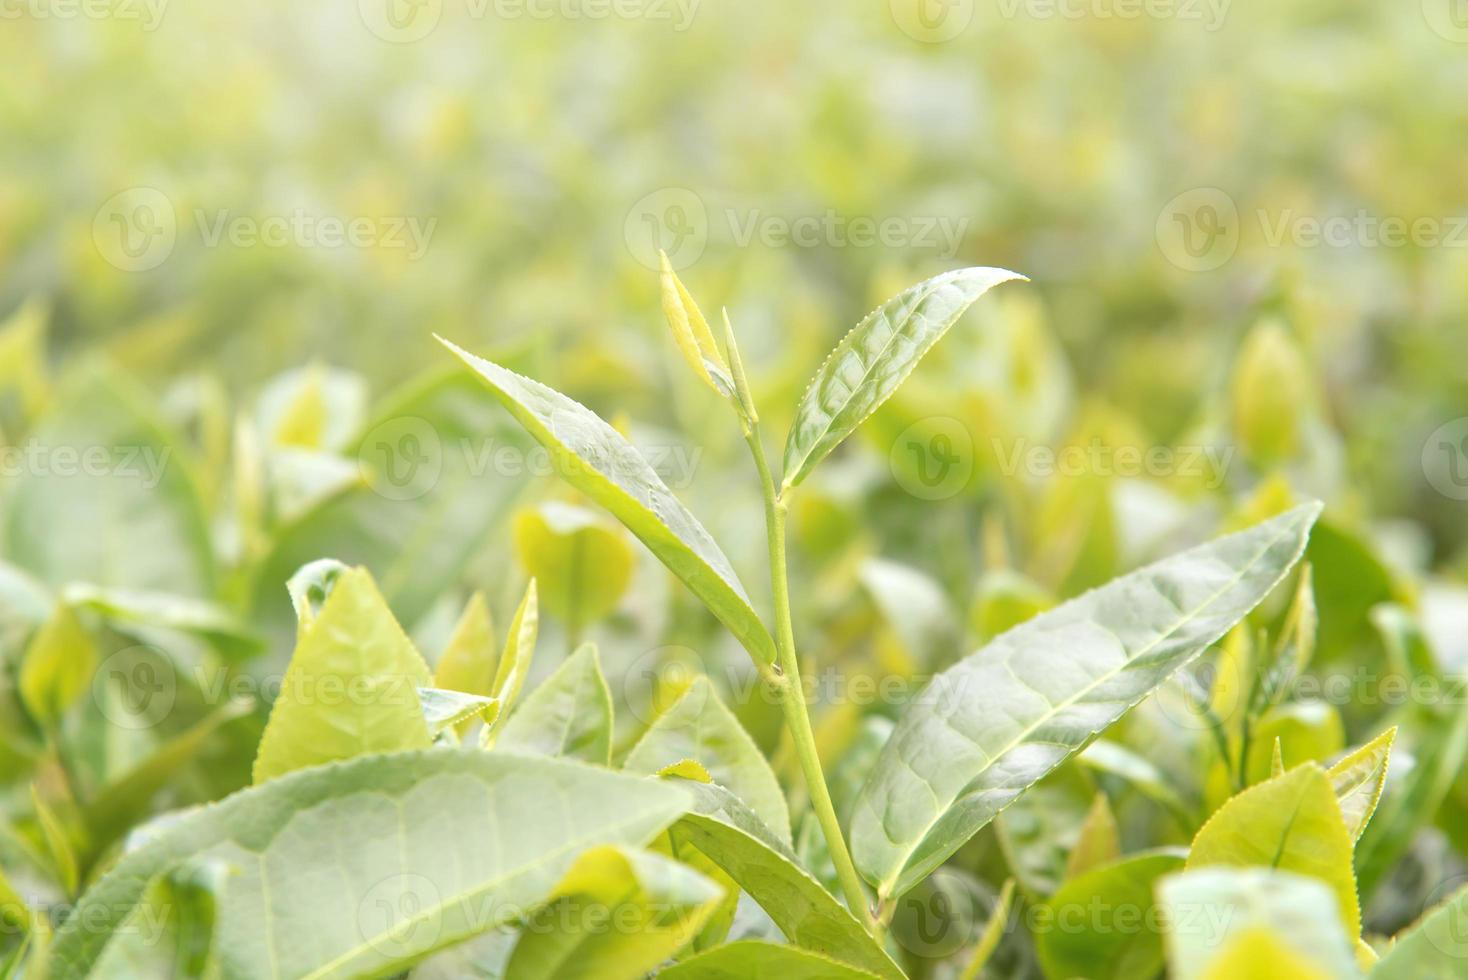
(743, 424), (873, 928)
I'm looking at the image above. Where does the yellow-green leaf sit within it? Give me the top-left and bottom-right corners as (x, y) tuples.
(19, 603), (97, 730)
(439, 338), (777, 670)
(497, 644), (613, 765)
(482, 579), (539, 745)
(1063, 793), (1121, 880)
(513, 502), (634, 634)
(1186, 763), (1360, 943)
(503, 845), (722, 980)
(625, 676), (790, 844)
(659, 251), (731, 397)
(252, 567), (433, 783)
(1230, 318), (1311, 468)
(659, 941), (884, 979)
(434, 591), (498, 698)
(1039, 850), (1184, 980)
(1327, 728), (1395, 843)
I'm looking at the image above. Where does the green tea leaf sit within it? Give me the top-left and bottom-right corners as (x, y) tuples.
(959, 878), (1015, 980)
(1186, 763), (1359, 943)
(659, 941), (883, 979)
(658, 251), (732, 398)
(782, 267), (1024, 489)
(417, 687), (499, 738)
(1159, 868), (1361, 980)
(46, 750), (691, 980)
(1063, 792), (1121, 880)
(482, 579), (539, 746)
(19, 602), (97, 729)
(625, 676), (790, 844)
(497, 644), (613, 765)
(503, 845), (722, 980)
(852, 503), (1320, 900)
(252, 567), (433, 783)
(1229, 318), (1310, 468)
(32, 786), (78, 895)
(1078, 740), (1191, 826)
(513, 502), (634, 634)
(1037, 850), (1184, 980)
(439, 339), (777, 670)
(285, 557), (350, 635)
(1327, 728), (1395, 844)
(88, 858), (227, 979)
(434, 592), (497, 699)
(1372, 881), (1468, 976)
(670, 780), (903, 980)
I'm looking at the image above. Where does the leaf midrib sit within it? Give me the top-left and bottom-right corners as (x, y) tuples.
(785, 275), (952, 484)
(299, 801), (671, 980)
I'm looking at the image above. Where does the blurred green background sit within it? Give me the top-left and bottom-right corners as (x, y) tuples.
(2, 0), (1468, 969)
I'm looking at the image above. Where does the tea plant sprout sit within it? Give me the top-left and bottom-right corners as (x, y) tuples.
(436, 258), (1321, 938)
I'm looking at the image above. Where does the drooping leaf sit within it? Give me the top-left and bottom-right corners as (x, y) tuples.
(502, 845), (722, 980)
(852, 503), (1320, 901)
(47, 750), (691, 980)
(513, 502), (634, 634)
(439, 338), (776, 669)
(625, 676), (791, 844)
(782, 267), (1023, 489)
(417, 687), (499, 739)
(59, 584), (262, 661)
(481, 579), (538, 746)
(1372, 881), (1468, 976)
(1158, 868), (1361, 980)
(1185, 763), (1360, 943)
(284, 557), (350, 636)
(658, 941), (883, 979)
(251, 567), (433, 783)
(1326, 728), (1395, 844)
(434, 591), (497, 698)
(668, 780), (903, 980)
(1037, 850), (1184, 980)
(497, 644), (613, 765)
(19, 602), (97, 730)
